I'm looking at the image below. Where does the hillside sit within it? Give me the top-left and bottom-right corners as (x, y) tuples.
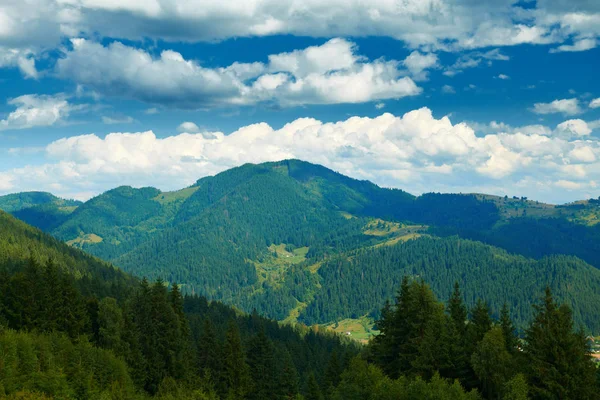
(0, 209), (360, 399)
(5, 160), (600, 332)
(0, 210), (135, 298)
(0, 191), (82, 231)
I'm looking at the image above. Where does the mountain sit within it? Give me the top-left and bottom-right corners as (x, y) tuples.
(5, 159), (600, 332)
(0, 191), (82, 232)
(0, 206), (359, 399)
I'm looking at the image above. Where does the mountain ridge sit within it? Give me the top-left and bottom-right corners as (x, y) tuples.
(3, 159), (600, 331)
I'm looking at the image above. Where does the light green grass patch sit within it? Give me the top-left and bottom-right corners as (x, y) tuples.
(253, 244), (310, 284)
(153, 186), (199, 205)
(66, 233), (103, 248)
(323, 316), (379, 344)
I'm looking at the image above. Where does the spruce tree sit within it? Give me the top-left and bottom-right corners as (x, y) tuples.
(278, 348), (300, 399)
(223, 320), (252, 399)
(198, 318), (223, 393)
(446, 282), (470, 383)
(471, 326), (513, 399)
(323, 350), (342, 393)
(305, 372), (323, 400)
(499, 303), (517, 353)
(247, 328), (277, 400)
(523, 287), (598, 399)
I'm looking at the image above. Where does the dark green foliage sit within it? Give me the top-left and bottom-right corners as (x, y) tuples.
(222, 321), (251, 399)
(370, 279), (599, 400)
(454, 217), (600, 270)
(302, 236), (600, 332)
(0, 330), (137, 399)
(0, 211), (136, 300)
(523, 288), (598, 399)
(332, 358), (480, 400)
(9, 160), (600, 335)
(246, 328), (277, 400)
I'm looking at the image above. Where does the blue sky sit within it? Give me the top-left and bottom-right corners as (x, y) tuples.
(1, 0), (600, 203)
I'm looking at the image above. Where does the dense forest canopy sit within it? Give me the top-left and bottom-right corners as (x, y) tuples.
(3, 160), (600, 335)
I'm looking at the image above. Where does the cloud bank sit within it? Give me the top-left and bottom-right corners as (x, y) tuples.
(3, 108), (600, 203)
(56, 38), (421, 108)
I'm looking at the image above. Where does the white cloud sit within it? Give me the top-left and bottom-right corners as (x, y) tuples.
(102, 115), (134, 124)
(56, 38), (421, 109)
(555, 119), (592, 138)
(402, 51), (439, 81)
(375, 103), (385, 110)
(496, 74), (510, 80)
(0, 48), (38, 78)
(144, 107), (159, 115)
(532, 98), (583, 116)
(444, 49), (510, 76)
(0, 94), (74, 131)
(1, 0), (599, 82)
(177, 122), (201, 133)
(550, 38), (597, 53)
(27, 0), (560, 50)
(4, 107), (600, 203)
(590, 98), (600, 109)
(442, 85), (456, 94)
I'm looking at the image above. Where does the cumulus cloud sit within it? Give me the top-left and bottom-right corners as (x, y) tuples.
(10, 0), (554, 50)
(496, 74), (510, 80)
(0, 94), (74, 131)
(531, 98), (583, 116)
(402, 51), (439, 81)
(55, 38), (421, 108)
(3, 107), (600, 203)
(555, 119), (592, 138)
(0, 0), (599, 83)
(590, 98), (600, 109)
(177, 122), (201, 133)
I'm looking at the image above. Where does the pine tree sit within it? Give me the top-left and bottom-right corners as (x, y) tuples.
(469, 299), (493, 344)
(305, 372), (323, 400)
(446, 282), (470, 383)
(523, 287), (598, 399)
(247, 328), (277, 400)
(98, 297), (125, 353)
(371, 278), (443, 378)
(471, 327), (513, 399)
(198, 317), (223, 393)
(448, 282), (468, 335)
(278, 348), (299, 399)
(323, 350), (342, 393)
(223, 320), (252, 399)
(499, 303), (517, 353)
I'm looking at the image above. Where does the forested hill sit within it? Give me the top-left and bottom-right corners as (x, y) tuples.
(0, 210), (135, 299)
(4, 160), (600, 332)
(0, 207), (362, 399)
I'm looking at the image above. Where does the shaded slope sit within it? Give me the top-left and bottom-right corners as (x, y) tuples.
(0, 210), (136, 299)
(301, 236), (600, 332)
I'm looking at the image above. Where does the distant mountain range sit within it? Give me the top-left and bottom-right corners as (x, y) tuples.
(3, 159), (600, 331)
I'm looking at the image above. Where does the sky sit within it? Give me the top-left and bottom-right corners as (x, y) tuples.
(1, 0), (600, 203)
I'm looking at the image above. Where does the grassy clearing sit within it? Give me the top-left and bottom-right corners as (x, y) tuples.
(153, 186), (199, 205)
(375, 233), (424, 248)
(323, 316), (379, 344)
(253, 244), (309, 284)
(66, 233), (103, 248)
